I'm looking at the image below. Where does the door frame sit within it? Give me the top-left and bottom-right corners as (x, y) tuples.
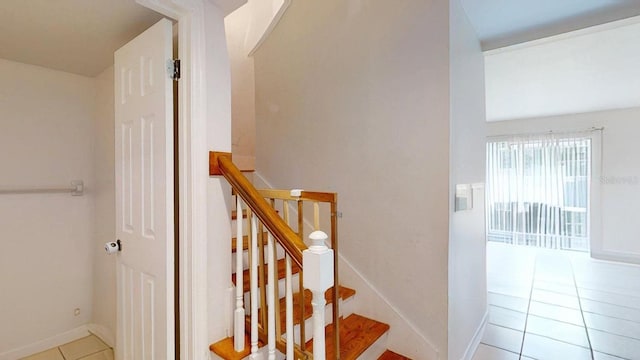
(135, 1), (209, 358)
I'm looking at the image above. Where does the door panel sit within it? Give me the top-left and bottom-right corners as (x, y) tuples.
(115, 18), (174, 360)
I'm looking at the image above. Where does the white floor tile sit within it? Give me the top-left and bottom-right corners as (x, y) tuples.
(487, 243), (640, 359)
(582, 299), (640, 323)
(531, 289), (580, 309)
(481, 324), (523, 354)
(534, 256), (575, 285)
(59, 335), (109, 360)
(579, 287), (640, 310)
(489, 284), (533, 299)
(78, 349), (114, 360)
(522, 333), (592, 360)
(488, 305), (527, 332)
(534, 279), (577, 296)
(576, 280), (640, 299)
(593, 352), (628, 360)
(488, 292), (530, 313)
(20, 348), (64, 360)
(589, 328), (640, 360)
(525, 315), (590, 348)
(472, 344), (519, 360)
(583, 311), (640, 340)
(528, 301), (584, 326)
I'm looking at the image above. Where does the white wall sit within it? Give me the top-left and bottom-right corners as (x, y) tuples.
(252, 1), (450, 357)
(224, 4), (257, 169)
(0, 59), (95, 352)
(487, 107), (640, 263)
(90, 66), (116, 345)
(448, 1), (488, 359)
(205, 1), (235, 347)
(485, 16), (640, 122)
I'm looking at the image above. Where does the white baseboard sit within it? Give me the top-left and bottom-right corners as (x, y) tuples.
(591, 250), (640, 265)
(339, 255), (440, 359)
(87, 323), (115, 348)
(0, 326), (90, 360)
(461, 309), (488, 360)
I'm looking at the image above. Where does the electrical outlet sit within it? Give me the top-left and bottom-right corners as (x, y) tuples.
(74, 308), (81, 316)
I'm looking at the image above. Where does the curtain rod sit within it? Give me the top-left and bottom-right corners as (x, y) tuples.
(487, 126), (604, 139)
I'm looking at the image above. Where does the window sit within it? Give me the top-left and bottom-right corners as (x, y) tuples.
(486, 136), (591, 251)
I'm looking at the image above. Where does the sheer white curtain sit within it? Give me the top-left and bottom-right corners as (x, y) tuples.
(486, 134), (591, 251)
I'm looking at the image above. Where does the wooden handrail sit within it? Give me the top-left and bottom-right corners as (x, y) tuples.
(211, 152), (307, 267)
(211, 151), (339, 359)
(255, 187), (340, 359)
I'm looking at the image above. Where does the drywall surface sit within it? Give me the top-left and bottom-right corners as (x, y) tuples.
(0, 59), (95, 352)
(485, 17), (640, 122)
(487, 107), (640, 263)
(90, 66), (116, 345)
(225, 4), (257, 169)
(205, 1), (235, 346)
(448, 0), (488, 359)
(253, 0), (450, 357)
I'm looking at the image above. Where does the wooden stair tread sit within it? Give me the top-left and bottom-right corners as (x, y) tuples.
(378, 350), (413, 360)
(232, 258), (301, 293)
(257, 286), (356, 330)
(209, 335), (264, 360)
(306, 314), (390, 360)
(231, 232), (268, 253)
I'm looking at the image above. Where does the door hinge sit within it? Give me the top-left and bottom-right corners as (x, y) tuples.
(168, 59), (180, 80)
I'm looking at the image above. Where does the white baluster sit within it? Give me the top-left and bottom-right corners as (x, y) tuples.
(249, 215), (260, 359)
(283, 202), (294, 359)
(267, 233), (276, 360)
(285, 254), (294, 359)
(234, 197), (245, 351)
(303, 231), (334, 360)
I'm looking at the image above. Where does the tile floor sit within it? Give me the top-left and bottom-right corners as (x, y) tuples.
(473, 242), (640, 360)
(20, 335), (113, 360)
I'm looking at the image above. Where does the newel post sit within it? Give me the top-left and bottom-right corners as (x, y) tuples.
(303, 230), (334, 359)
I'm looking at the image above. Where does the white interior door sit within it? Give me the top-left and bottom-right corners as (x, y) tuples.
(114, 18), (174, 360)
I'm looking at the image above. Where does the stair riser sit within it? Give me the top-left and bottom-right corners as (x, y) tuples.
(231, 247), (286, 272)
(230, 219), (249, 238)
(354, 332), (388, 360)
(245, 345), (286, 360)
(237, 293), (355, 344)
(239, 282), (353, 316)
(284, 295), (355, 344)
(235, 275), (302, 306)
(288, 302), (334, 344)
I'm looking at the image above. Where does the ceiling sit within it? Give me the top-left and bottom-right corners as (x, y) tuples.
(3, 1), (640, 76)
(0, 0), (164, 77)
(460, 0), (640, 50)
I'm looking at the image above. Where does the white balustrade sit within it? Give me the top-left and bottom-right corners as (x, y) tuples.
(231, 193), (334, 359)
(249, 215), (260, 359)
(234, 197), (245, 351)
(267, 232), (276, 360)
(303, 230), (334, 360)
(285, 254), (294, 359)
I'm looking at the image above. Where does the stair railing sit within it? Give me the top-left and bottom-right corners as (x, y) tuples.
(255, 189), (340, 359)
(210, 152), (336, 359)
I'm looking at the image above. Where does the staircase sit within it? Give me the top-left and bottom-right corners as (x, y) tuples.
(209, 152), (411, 359)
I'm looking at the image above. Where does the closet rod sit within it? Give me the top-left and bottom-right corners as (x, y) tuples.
(0, 180), (84, 196)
